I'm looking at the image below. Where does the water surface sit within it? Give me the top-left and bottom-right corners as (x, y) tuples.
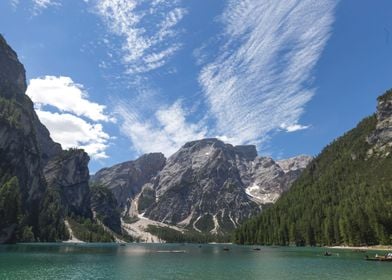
(0, 244), (391, 279)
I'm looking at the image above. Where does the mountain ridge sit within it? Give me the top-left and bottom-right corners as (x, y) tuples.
(93, 138), (312, 235)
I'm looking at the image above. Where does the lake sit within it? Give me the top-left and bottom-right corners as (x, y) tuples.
(0, 244), (391, 279)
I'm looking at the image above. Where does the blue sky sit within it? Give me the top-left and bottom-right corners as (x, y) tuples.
(1, 0), (391, 173)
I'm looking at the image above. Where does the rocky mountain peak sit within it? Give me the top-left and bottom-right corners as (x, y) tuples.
(0, 35), (26, 97)
(277, 155), (313, 173)
(367, 89), (392, 156)
(132, 152), (166, 172)
(91, 152), (166, 209)
(169, 138), (257, 168)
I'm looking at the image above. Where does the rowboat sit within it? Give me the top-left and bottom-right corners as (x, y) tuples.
(365, 254), (392, 262)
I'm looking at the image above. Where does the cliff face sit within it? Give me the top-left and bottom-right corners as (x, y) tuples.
(0, 35), (26, 98)
(0, 35), (91, 243)
(0, 35), (50, 242)
(90, 185), (122, 234)
(91, 153), (166, 209)
(44, 150), (91, 218)
(368, 90), (392, 157)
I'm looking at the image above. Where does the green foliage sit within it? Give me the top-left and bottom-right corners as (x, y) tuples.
(0, 177), (39, 243)
(194, 214), (215, 232)
(0, 96), (21, 128)
(67, 217), (114, 242)
(18, 226), (35, 242)
(90, 183), (122, 234)
(378, 89), (392, 103)
(146, 225), (231, 243)
(235, 115), (392, 246)
(38, 188), (69, 242)
(0, 177), (21, 230)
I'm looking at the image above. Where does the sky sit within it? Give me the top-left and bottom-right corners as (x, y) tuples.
(0, 0), (391, 173)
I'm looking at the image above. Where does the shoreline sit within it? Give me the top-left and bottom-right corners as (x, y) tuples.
(327, 245), (392, 251)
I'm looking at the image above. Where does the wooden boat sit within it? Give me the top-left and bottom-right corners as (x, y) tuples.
(223, 247), (230, 251)
(253, 248), (261, 251)
(365, 256), (392, 262)
(324, 251), (332, 256)
(365, 257), (392, 262)
(156, 250), (186, 253)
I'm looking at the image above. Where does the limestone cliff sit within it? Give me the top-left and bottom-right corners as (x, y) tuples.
(0, 35), (91, 243)
(44, 150), (92, 218)
(91, 153), (166, 210)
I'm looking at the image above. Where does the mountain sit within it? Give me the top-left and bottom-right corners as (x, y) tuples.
(234, 90), (392, 246)
(0, 35), (94, 243)
(94, 138), (312, 235)
(91, 153), (166, 210)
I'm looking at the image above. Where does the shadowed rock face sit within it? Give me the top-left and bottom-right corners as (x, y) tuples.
(91, 185), (122, 234)
(0, 35), (92, 242)
(0, 34), (49, 241)
(44, 150), (91, 218)
(91, 153), (166, 209)
(0, 35), (26, 97)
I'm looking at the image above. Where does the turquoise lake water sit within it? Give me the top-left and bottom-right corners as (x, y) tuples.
(0, 244), (391, 279)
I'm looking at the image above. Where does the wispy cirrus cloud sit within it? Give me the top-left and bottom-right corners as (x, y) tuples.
(32, 0), (61, 14)
(199, 0), (339, 145)
(33, 0), (59, 8)
(115, 100), (206, 156)
(26, 76), (112, 159)
(93, 0), (186, 74)
(16, 0), (339, 160)
(9, 0), (60, 14)
(10, 0), (19, 8)
(92, 0), (194, 156)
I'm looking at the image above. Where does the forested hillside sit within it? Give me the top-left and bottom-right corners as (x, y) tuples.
(235, 91), (392, 246)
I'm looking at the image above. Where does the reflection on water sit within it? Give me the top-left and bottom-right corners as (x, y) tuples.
(0, 244), (391, 280)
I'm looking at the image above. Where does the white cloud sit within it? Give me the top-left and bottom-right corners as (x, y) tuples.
(32, 0), (60, 13)
(10, 0), (19, 8)
(93, 0), (186, 74)
(26, 76), (112, 160)
(115, 101), (206, 156)
(280, 123), (310, 133)
(27, 76), (114, 122)
(199, 0), (339, 145)
(36, 110), (110, 159)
